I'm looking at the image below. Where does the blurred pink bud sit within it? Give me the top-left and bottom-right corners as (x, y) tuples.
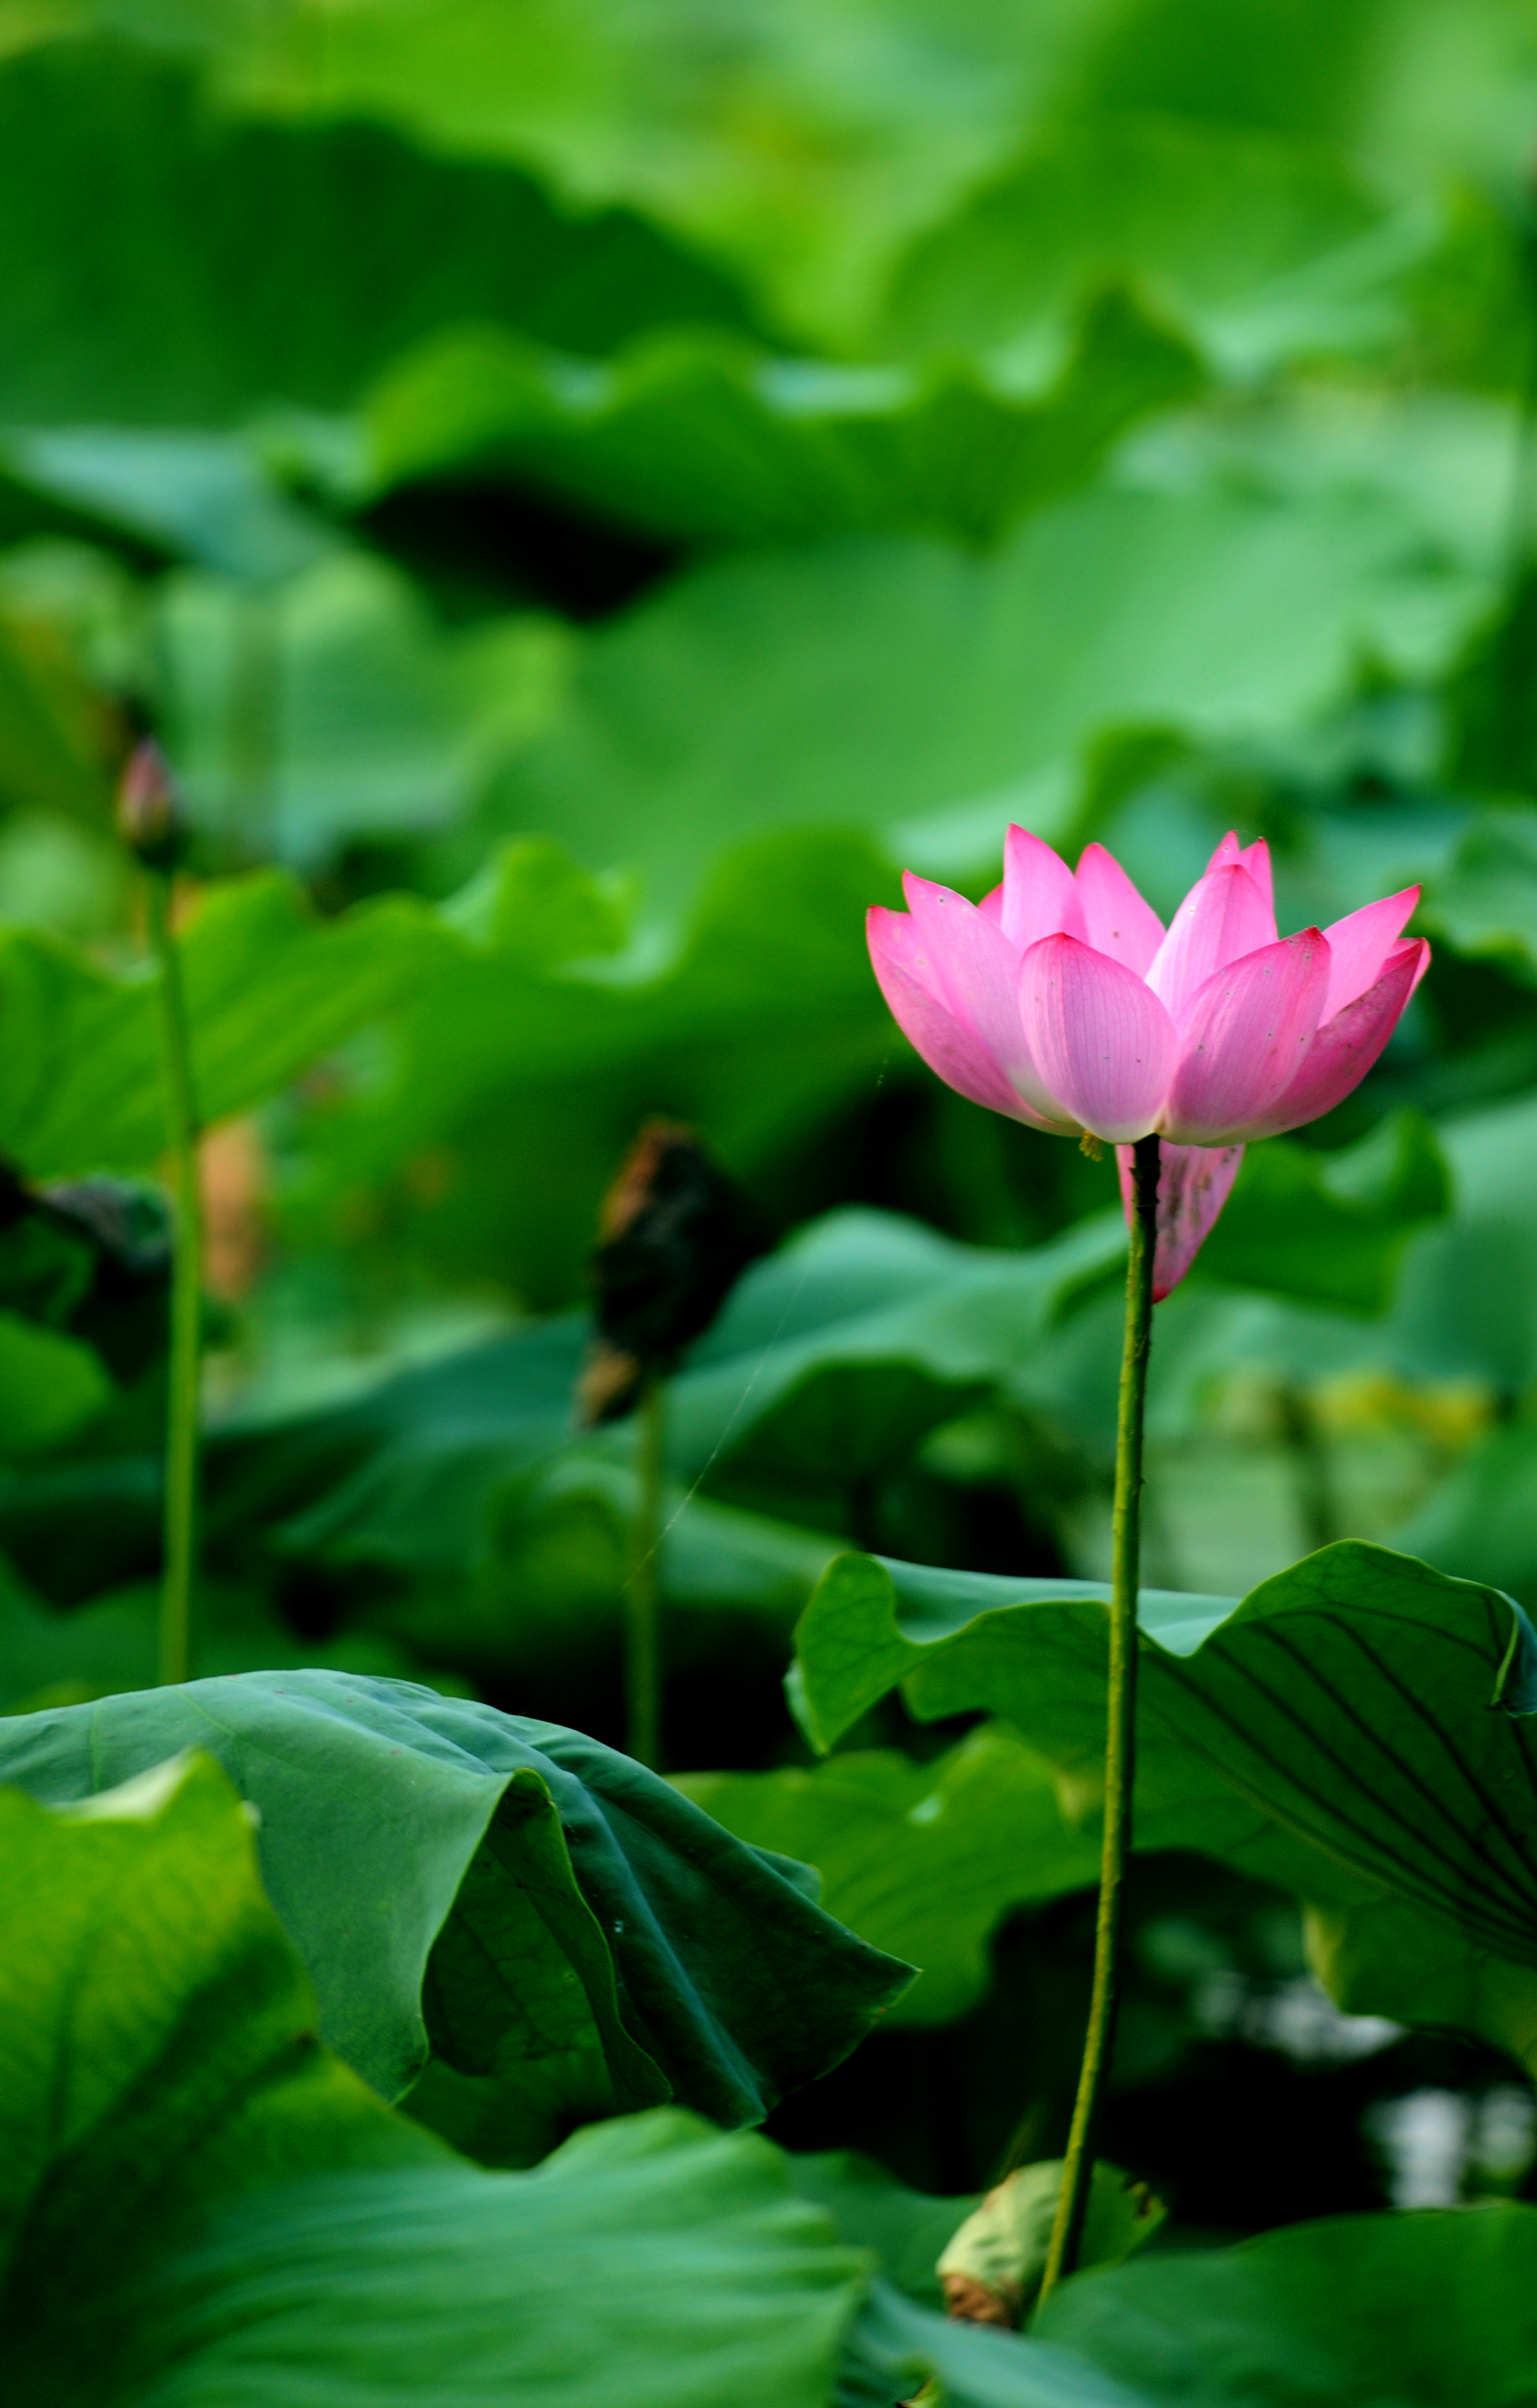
(867, 830), (1428, 1296)
(116, 738), (186, 871)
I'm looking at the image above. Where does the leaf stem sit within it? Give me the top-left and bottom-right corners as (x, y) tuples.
(146, 872), (202, 1688)
(625, 1371), (667, 1769)
(1038, 1130), (1159, 2306)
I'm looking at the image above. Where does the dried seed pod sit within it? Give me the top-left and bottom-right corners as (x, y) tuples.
(578, 1120), (765, 1424)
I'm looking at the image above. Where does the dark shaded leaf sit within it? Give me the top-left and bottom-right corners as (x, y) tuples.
(1306, 1888), (1537, 2083)
(362, 290), (1202, 547)
(0, 40), (755, 426)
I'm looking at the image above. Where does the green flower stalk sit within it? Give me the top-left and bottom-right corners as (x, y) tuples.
(120, 740), (202, 1689)
(625, 1371), (667, 1773)
(1037, 1130), (1158, 2304)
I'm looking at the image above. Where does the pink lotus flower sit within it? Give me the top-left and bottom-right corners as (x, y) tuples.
(867, 829), (1429, 1297)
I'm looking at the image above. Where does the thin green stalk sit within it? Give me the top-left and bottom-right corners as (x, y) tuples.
(147, 872), (202, 1688)
(625, 1373), (666, 1769)
(1038, 1132), (1160, 2306)
(1276, 1379), (1341, 1558)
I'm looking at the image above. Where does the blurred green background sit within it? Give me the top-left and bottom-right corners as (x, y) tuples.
(4, 0), (1537, 2222)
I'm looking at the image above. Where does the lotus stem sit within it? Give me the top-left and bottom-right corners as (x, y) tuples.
(625, 1371), (666, 1769)
(147, 872), (202, 1688)
(1038, 1131), (1159, 2305)
(1276, 1379), (1341, 1556)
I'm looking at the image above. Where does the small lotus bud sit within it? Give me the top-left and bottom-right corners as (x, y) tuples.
(116, 738), (187, 872)
(577, 1120), (766, 1424)
(936, 2159), (1165, 2327)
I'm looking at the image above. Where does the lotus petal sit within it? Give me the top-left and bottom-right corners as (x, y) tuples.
(1161, 928), (1330, 1144)
(1321, 887), (1420, 1021)
(1253, 938), (1429, 1137)
(998, 825), (1086, 952)
(1075, 843), (1165, 975)
(1020, 933), (1177, 1142)
(1146, 863), (1276, 1017)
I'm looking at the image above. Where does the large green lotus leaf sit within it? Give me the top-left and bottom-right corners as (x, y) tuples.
(1114, 387), (1520, 587)
(159, 555), (570, 859)
(489, 482), (1494, 911)
(1421, 805), (1537, 988)
(292, 827), (903, 1302)
(258, 1205), (1120, 1583)
(1033, 2200), (1537, 2407)
(793, 1555), (1235, 1763)
(0, 603), (118, 820)
(209, 1313), (589, 1575)
(880, 115), (1428, 379)
(0, 425), (343, 583)
(1192, 1109), (1448, 1314)
(841, 2280), (1144, 2408)
(0, 1671), (913, 2114)
(0, 1555), (441, 1713)
(0, 1313), (111, 1457)
(163, 0), (1089, 348)
(0, 866), (452, 1178)
(201, 1308), (841, 1653)
(677, 1723), (1102, 2027)
(0, 39), (753, 428)
(794, 1542), (1537, 1967)
(171, 0), (1536, 347)
(1306, 1888), (1537, 2082)
(246, 1182), (1439, 1609)
(669, 1207), (1127, 1492)
(784, 2155), (980, 2314)
(1367, 1089), (1537, 1402)
(103, 2110), (866, 2408)
(1391, 1416), (1537, 1600)
(362, 288), (1202, 548)
(1, 1749), (436, 2400)
(1065, 0), (1537, 186)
